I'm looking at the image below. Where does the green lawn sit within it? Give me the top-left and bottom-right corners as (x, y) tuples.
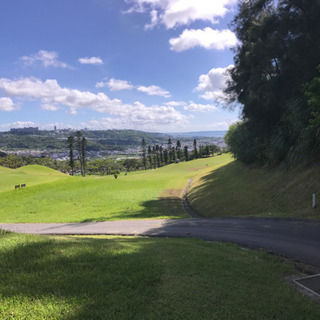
(0, 165), (69, 193)
(0, 155), (232, 222)
(0, 231), (319, 320)
(188, 160), (320, 219)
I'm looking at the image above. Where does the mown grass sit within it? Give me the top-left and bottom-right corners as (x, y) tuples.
(188, 160), (320, 219)
(0, 165), (69, 193)
(0, 155), (232, 222)
(0, 231), (319, 320)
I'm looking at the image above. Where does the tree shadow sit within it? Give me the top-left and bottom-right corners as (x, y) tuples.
(81, 196), (188, 222)
(0, 233), (163, 320)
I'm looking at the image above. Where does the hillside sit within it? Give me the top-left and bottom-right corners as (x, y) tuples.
(0, 155), (232, 223)
(188, 160), (320, 219)
(0, 165), (69, 193)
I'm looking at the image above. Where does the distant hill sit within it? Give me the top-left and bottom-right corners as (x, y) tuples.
(0, 129), (169, 152)
(170, 131), (227, 138)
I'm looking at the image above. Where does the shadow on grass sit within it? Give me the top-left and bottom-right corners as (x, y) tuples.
(81, 196), (188, 222)
(0, 234), (162, 320)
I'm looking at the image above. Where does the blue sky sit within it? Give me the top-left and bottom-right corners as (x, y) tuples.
(0, 0), (241, 132)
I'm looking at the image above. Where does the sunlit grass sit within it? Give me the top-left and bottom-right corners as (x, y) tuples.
(0, 155), (233, 222)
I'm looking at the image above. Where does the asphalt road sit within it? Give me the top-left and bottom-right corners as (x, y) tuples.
(1, 217), (320, 267)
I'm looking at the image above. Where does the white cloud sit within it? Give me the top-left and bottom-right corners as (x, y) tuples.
(0, 97), (17, 111)
(169, 28), (238, 52)
(126, 0), (237, 29)
(137, 85), (171, 98)
(78, 57), (103, 65)
(106, 78), (134, 91)
(0, 121), (37, 131)
(164, 101), (187, 107)
(145, 9), (159, 30)
(0, 77), (187, 128)
(96, 78), (171, 97)
(195, 65), (234, 102)
(183, 102), (218, 112)
(20, 50), (69, 68)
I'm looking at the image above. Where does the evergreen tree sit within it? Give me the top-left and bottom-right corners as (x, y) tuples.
(193, 139), (198, 159)
(67, 135), (75, 175)
(184, 145), (189, 161)
(167, 138), (173, 163)
(176, 140), (181, 160)
(141, 138), (147, 170)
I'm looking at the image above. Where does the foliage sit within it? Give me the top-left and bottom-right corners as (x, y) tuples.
(226, 0), (320, 165)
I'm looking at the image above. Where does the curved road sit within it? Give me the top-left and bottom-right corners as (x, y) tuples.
(1, 217), (320, 267)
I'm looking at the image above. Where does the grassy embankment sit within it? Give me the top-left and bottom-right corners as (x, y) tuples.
(188, 160), (320, 219)
(1, 231), (319, 319)
(0, 154), (232, 222)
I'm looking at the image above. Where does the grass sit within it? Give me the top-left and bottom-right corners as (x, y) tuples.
(188, 160), (320, 219)
(0, 155), (232, 223)
(0, 231), (319, 320)
(0, 165), (69, 193)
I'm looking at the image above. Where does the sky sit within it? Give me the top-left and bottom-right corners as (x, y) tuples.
(0, 0), (241, 133)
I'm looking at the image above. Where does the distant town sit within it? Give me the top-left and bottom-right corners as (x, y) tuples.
(1, 127), (226, 161)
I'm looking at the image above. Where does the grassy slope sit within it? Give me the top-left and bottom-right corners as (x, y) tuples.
(0, 155), (232, 222)
(0, 231), (319, 320)
(0, 165), (69, 193)
(188, 159), (320, 219)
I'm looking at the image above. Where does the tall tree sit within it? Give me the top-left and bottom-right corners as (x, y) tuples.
(226, 0), (320, 164)
(167, 138), (173, 163)
(67, 135), (75, 175)
(176, 140), (181, 160)
(193, 139), (198, 159)
(75, 131), (86, 177)
(141, 138), (147, 170)
(184, 145), (189, 161)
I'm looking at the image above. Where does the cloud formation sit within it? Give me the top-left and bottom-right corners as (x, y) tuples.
(0, 97), (17, 111)
(78, 57), (104, 65)
(169, 28), (238, 52)
(20, 50), (69, 68)
(96, 78), (171, 97)
(183, 102), (218, 112)
(195, 65), (234, 102)
(0, 77), (187, 128)
(96, 78), (134, 91)
(137, 85), (171, 98)
(126, 0), (237, 29)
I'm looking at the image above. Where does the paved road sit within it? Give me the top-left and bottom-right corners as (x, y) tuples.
(1, 218), (320, 267)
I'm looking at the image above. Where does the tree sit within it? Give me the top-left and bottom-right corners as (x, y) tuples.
(193, 139), (198, 159)
(167, 138), (173, 162)
(148, 145), (152, 169)
(67, 135), (75, 175)
(184, 145), (189, 161)
(176, 140), (181, 160)
(75, 131), (87, 177)
(141, 138), (147, 170)
(225, 0), (320, 165)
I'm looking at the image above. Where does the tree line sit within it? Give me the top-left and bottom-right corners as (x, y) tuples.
(0, 134), (223, 176)
(225, 0), (320, 166)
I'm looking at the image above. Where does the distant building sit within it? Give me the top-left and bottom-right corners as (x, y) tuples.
(10, 127), (39, 134)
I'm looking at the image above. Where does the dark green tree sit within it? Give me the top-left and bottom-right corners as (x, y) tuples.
(193, 139), (198, 159)
(67, 135), (75, 175)
(184, 145), (189, 161)
(141, 138), (147, 170)
(176, 140), (181, 160)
